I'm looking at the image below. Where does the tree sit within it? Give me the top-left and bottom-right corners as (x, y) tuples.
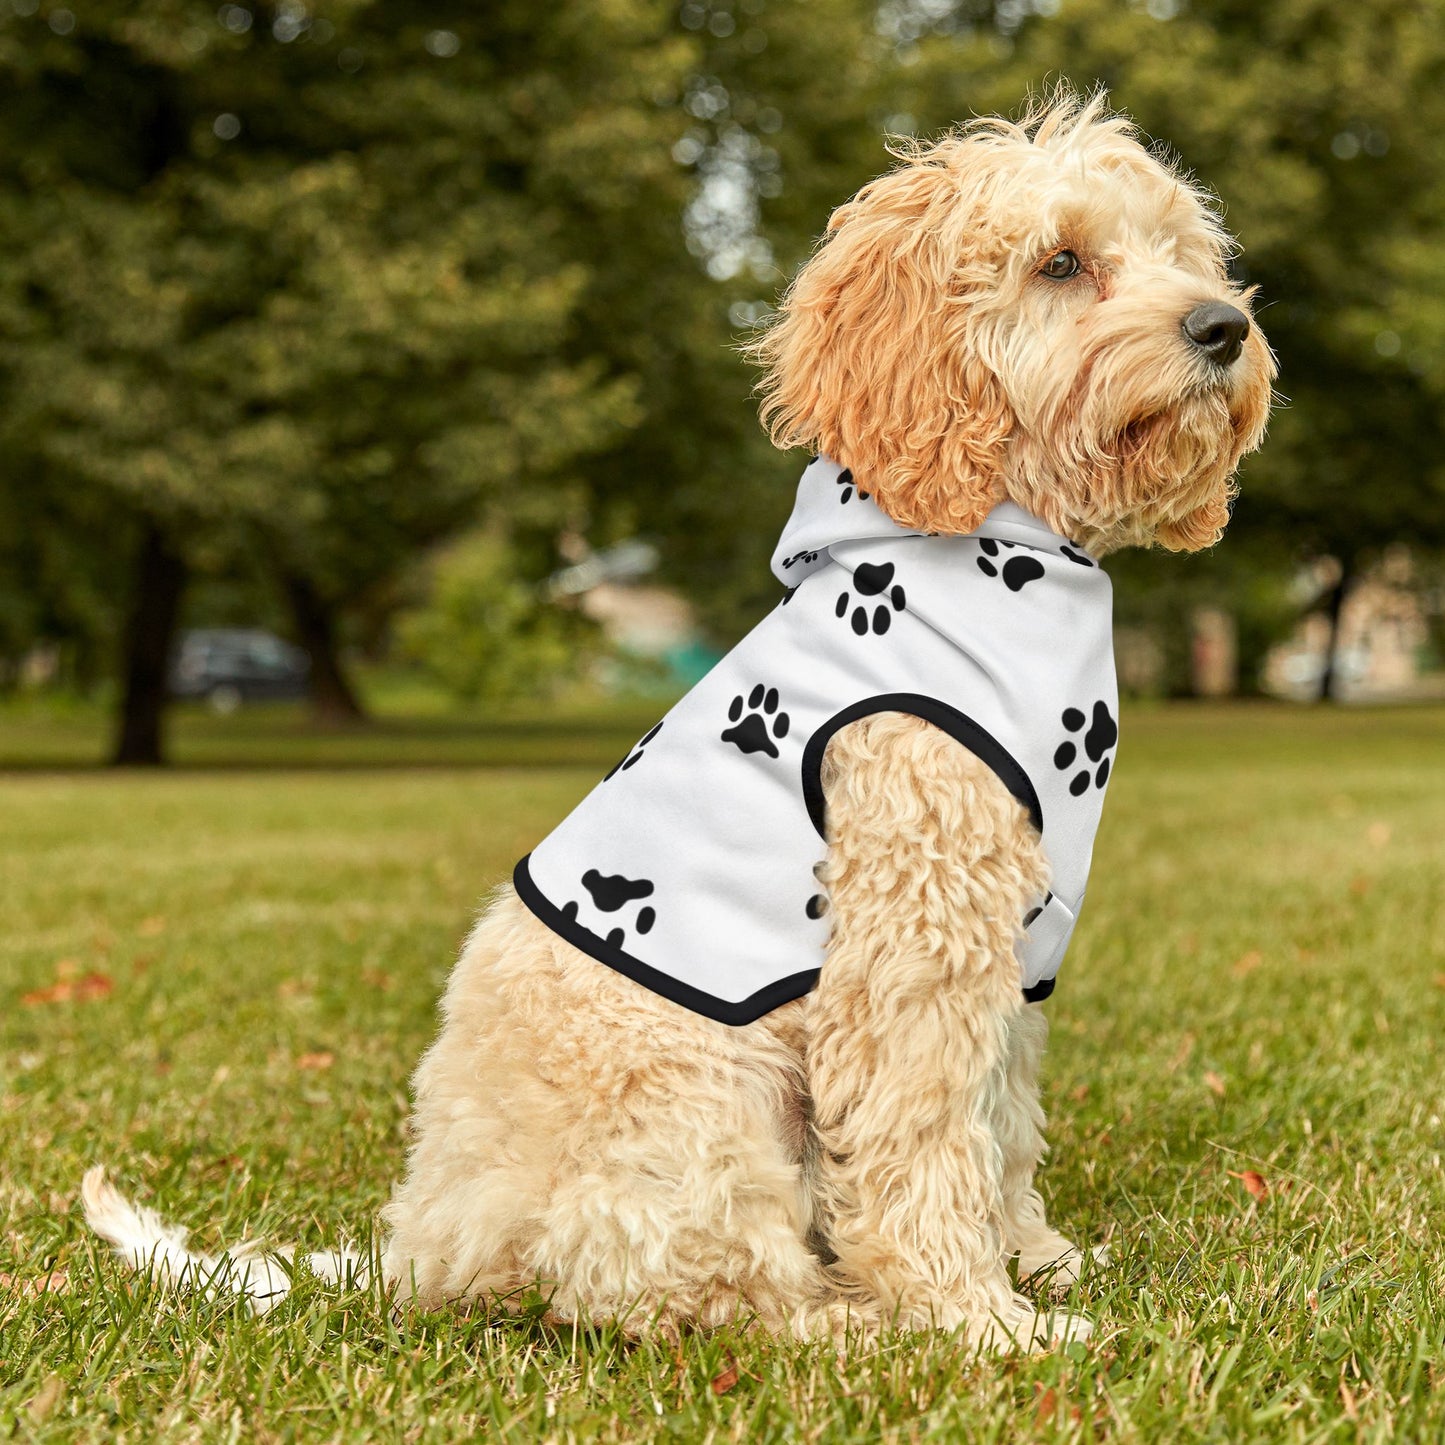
(0, 1), (696, 759)
(886, 0), (1445, 694)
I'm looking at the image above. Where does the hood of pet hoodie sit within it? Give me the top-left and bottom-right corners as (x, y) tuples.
(514, 455), (1119, 1026)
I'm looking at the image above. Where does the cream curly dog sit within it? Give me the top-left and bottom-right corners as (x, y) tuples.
(85, 92), (1273, 1350)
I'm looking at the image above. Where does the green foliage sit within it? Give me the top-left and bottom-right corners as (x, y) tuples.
(5, 0), (1445, 706)
(395, 533), (601, 705)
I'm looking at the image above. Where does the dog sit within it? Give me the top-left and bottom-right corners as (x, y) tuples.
(85, 89), (1273, 1351)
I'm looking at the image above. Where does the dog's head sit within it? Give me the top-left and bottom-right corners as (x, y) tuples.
(750, 90), (1275, 554)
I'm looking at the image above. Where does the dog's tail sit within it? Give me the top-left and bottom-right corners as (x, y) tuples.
(81, 1165), (368, 1315)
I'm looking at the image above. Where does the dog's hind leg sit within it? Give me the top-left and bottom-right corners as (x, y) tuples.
(384, 892), (833, 1337)
(803, 714), (1090, 1350)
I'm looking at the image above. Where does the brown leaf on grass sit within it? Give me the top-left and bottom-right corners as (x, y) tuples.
(295, 1051), (334, 1071)
(0, 1268), (70, 1299)
(1433, 973), (1445, 990)
(1232, 950), (1263, 977)
(21, 972), (114, 1006)
(710, 1357), (740, 1396)
(1204, 1070), (1227, 1098)
(1034, 1386), (1058, 1424)
(1228, 1169), (1268, 1201)
(1070, 1083), (1090, 1103)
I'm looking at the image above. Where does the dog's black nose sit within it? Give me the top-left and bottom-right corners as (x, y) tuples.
(1182, 302), (1250, 367)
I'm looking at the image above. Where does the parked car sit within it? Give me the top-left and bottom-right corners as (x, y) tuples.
(169, 629), (310, 712)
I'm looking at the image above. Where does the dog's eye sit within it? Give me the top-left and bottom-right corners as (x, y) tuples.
(1040, 250), (1081, 280)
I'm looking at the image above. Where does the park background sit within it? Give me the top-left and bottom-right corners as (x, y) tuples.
(2, 2), (1444, 1442)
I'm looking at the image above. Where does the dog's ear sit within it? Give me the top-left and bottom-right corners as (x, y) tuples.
(748, 152), (1013, 534)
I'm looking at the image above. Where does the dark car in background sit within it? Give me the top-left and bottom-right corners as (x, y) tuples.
(169, 629), (310, 713)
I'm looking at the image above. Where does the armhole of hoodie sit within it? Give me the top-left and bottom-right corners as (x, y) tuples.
(799, 693), (1044, 839)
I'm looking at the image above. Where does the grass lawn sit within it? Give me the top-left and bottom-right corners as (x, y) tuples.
(2, 700), (1443, 1442)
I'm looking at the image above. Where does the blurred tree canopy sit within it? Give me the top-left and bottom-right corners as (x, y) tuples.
(2, 0), (1444, 757)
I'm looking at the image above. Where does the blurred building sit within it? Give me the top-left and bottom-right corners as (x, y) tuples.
(1262, 548), (1441, 701)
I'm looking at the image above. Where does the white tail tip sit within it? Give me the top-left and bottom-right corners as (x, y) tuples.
(81, 1166), (368, 1315)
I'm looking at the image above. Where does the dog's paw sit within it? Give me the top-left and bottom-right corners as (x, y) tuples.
(1018, 1240), (1110, 1293)
(973, 1295), (1093, 1353)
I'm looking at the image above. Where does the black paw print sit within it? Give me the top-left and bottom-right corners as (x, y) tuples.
(780, 548), (820, 571)
(1053, 701), (1117, 796)
(561, 868), (657, 949)
(977, 538), (1045, 592)
(835, 468), (869, 504)
(1059, 544), (1094, 568)
(722, 684), (790, 758)
(604, 721), (662, 780)
(835, 560), (906, 636)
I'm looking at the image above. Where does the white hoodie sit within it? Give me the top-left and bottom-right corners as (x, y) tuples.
(515, 457), (1118, 1026)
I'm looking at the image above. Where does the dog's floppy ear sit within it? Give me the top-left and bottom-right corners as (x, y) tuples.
(748, 149), (1013, 534)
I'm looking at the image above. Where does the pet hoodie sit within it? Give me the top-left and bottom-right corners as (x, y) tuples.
(515, 455), (1119, 1026)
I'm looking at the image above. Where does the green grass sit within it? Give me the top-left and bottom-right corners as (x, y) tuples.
(2, 701), (1444, 1442)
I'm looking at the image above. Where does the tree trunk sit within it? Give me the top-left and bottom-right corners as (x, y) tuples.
(281, 571), (366, 725)
(1317, 556), (1354, 703)
(112, 524), (187, 766)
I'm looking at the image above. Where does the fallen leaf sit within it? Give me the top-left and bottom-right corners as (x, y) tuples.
(1433, 974), (1445, 990)
(1232, 950), (1263, 977)
(295, 1051), (334, 1071)
(1070, 1083), (1090, 1103)
(0, 1268), (70, 1299)
(138, 916), (167, 937)
(21, 972), (113, 1007)
(1204, 1070), (1227, 1098)
(1034, 1386), (1058, 1424)
(1229, 1169), (1268, 1201)
(711, 1358), (740, 1396)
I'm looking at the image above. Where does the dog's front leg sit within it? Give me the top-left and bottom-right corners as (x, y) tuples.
(805, 713), (1089, 1350)
(994, 1005), (1099, 1289)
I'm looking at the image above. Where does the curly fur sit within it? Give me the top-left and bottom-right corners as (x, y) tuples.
(85, 88), (1272, 1353)
(747, 90), (1273, 554)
